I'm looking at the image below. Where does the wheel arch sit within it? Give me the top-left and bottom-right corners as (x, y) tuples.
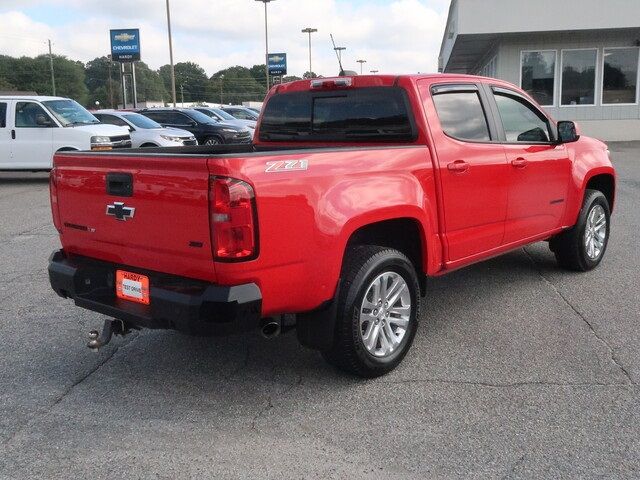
(584, 172), (615, 212)
(342, 213), (430, 296)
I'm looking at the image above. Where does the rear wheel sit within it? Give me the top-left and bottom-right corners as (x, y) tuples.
(550, 189), (610, 271)
(203, 136), (222, 146)
(322, 246), (420, 377)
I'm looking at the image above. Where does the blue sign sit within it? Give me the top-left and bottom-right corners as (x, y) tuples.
(110, 29), (141, 62)
(268, 53), (287, 76)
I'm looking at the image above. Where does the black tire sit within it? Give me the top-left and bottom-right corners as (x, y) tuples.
(140, 143), (158, 148)
(322, 246), (421, 378)
(203, 136), (222, 146)
(550, 189), (610, 271)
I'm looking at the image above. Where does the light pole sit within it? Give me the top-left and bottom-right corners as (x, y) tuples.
(334, 46), (346, 63)
(180, 83), (185, 107)
(301, 27), (317, 76)
(357, 59), (367, 74)
(219, 74), (224, 104)
(165, 0), (177, 107)
(255, 0), (275, 93)
(47, 39), (56, 96)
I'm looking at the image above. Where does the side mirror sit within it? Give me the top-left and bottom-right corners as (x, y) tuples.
(557, 120), (580, 143)
(36, 114), (53, 127)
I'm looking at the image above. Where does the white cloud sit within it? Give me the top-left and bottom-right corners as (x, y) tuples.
(0, 0), (449, 77)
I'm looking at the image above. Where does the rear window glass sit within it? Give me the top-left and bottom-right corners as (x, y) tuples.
(259, 87), (415, 142)
(432, 91), (491, 142)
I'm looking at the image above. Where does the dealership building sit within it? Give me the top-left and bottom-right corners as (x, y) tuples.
(439, 0), (640, 140)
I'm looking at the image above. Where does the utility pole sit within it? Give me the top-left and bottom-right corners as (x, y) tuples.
(107, 54), (114, 108)
(219, 74), (224, 104)
(165, 0), (177, 107)
(255, 0), (275, 93)
(180, 83), (185, 107)
(301, 27), (317, 77)
(357, 59), (367, 74)
(47, 39), (56, 96)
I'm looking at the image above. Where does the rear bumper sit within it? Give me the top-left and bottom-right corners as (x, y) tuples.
(48, 250), (262, 336)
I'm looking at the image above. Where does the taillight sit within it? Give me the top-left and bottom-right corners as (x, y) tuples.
(209, 176), (258, 261)
(49, 168), (62, 233)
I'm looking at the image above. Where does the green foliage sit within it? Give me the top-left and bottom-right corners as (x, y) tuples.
(159, 61), (209, 102)
(0, 54), (88, 102)
(210, 66), (266, 104)
(0, 53), (275, 106)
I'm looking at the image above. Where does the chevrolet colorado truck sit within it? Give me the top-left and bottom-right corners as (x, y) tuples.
(48, 74), (615, 377)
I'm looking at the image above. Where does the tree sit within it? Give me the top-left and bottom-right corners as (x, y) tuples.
(85, 56), (120, 108)
(303, 71), (318, 79)
(0, 54), (88, 103)
(249, 64), (267, 85)
(210, 66), (266, 104)
(160, 61), (209, 102)
(282, 75), (302, 83)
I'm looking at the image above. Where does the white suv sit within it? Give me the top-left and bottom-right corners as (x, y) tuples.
(93, 110), (197, 147)
(0, 96), (131, 170)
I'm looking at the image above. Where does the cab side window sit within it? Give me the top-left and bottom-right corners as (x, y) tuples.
(493, 92), (551, 143)
(97, 114), (128, 128)
(0, 102), (6, 128)
(432, 90), (491, 142)
(166, 112), (192, 125)
(15, 102), (55, 128)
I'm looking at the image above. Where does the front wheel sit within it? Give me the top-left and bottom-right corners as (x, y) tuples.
(550, 189), (610, 271)
(322, 246), (420, 377)
(203, 136), (222, 146)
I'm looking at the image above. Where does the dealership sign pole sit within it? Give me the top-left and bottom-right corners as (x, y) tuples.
(110, 29), (141, 109)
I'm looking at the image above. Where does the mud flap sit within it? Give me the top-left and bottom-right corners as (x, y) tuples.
(296, 280), (341, 351)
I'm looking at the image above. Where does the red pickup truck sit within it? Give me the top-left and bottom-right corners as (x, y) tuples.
(48, 74), (615, 377)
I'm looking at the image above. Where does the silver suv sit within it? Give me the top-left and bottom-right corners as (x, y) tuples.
(94, 110), (197, 147)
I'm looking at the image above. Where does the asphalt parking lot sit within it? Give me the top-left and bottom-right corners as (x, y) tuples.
(0, 143), (639, 479)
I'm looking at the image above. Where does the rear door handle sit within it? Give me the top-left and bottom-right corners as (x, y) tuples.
(11, 129), (15, 140)
(511, 157), (528, 168)
(447, 160), (469, 173)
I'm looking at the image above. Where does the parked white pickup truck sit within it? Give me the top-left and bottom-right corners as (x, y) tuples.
(0, 96), (131, 170)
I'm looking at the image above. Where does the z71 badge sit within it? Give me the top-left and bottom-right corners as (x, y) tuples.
(265, 159), (308, 173)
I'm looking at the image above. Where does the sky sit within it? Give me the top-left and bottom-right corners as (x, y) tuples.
(0, 0), (450, 78)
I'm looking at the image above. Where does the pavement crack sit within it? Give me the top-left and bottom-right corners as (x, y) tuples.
(523, 248), (633, 385)
(1, 332), (139, 448)
(379, 378), (633, 388)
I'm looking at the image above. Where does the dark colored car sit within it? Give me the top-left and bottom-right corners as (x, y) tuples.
(139, 108), (252, 145)
(220, 106), (260, 122)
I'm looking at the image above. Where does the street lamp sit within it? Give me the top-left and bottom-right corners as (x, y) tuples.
(357, 59), (367, 74)
(370, 69), (379, 74)
(301, 27), (317, 76)
(165, 0), (177, 106)
(334, 46), (346, 63)
(219, 74), (224, 104)
(255, 0), (275, 93)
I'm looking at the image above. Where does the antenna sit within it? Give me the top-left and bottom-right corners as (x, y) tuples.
(330, 33), (344, 74)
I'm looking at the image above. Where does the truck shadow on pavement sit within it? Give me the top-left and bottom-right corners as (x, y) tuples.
(0, 172), (50, 184)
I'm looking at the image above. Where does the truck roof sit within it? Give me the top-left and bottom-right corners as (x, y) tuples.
(0, 95), (70, 102)
(272, 73), (502, 95)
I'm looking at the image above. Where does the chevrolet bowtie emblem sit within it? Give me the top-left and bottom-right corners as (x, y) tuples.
(106, 202), (135, 221)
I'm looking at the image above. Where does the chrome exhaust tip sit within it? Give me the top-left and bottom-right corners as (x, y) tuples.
(261, 319), (281, 339)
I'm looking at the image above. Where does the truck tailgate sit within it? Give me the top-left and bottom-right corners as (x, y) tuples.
(52, 153), (216, 282)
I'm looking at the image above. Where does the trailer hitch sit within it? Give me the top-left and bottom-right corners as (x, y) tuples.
(87, 319), (135, 350)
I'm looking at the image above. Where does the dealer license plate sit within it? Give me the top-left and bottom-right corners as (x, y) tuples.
(116, 270), (150, 305)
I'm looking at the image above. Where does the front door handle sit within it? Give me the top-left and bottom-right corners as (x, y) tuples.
(447, 160), (469, 173)
(511, 157), (528, 168)
(11, 129), (15, 140)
